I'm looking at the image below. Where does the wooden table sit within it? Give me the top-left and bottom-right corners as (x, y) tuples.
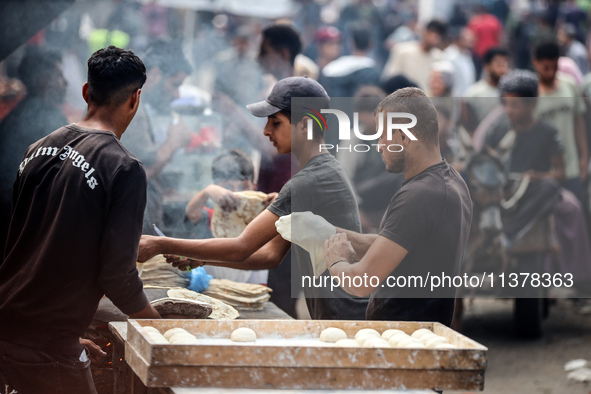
(109, 301), (294, 394)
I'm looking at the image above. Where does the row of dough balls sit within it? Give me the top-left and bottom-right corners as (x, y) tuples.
(143, 326), (259, 343)
(142, 326), (200, 344)
(320, 327), (457, 349)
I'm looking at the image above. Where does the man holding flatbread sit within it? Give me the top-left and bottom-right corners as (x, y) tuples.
(139, 76), (368, 320)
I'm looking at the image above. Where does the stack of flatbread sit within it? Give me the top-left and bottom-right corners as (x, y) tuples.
(211, 191), (268, 238)
(203, 279), (272, 311)
(167, 288), (240, 320)
(140, 255), (190, 289)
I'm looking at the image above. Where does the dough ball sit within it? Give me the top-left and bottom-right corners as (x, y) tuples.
(363, 337), (391, 348)
(425, 336), (449, 348)
(169, 333), (199, 344)
(395, 337), (423, 348)
(354, 329), (380, 342)
(142, 326), (161, 335)
(434, 343), (456, 350)
(410, 328), (433, 340)
(319, 327), (347, 343)
(381, 329), (406, 340)
(145, 332), (169, 344)
(164, 328), (189, 341)
(231, 327), (257, 342)
(356, 332), (379, 346)
(334, 339), (359, 347)
(388, 333), (410, 347)
(402, 341), (427, 349)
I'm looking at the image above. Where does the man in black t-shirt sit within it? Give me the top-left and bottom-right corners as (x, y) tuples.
(324, 87), (472, 325)
(0, 47), (160, 394)
(139, 77), (369, 320)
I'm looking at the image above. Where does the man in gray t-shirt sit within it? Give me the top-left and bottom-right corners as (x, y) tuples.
(324, 88), (472, 326)
(138, 77), (368, 320)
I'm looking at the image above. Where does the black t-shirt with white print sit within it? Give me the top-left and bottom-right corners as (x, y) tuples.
(0, 124), (148, 355)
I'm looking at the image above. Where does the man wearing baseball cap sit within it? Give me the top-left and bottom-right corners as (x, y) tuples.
(139, 76), (368, 320)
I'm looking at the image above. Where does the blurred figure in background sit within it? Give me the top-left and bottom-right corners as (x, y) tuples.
(320, 22), (380, 98)
(382, 20), (447, 91)
(258, 23), (302, 83)
(445, 27), (476, 96)
(467, 6), (503, 78)
(557, 23), (589, 75)
(533, 41), (588, 202)
(185, 149), (272, 285)
(0, 47), (67, 255)
(313, 26), (342, 71)
(463, 47), (509, 137)
(121, 40), (194, 235)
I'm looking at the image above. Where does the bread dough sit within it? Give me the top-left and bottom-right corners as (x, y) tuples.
(231, 327), (257, 342)
(402, 341), (427, 349)
(164, 328), (190, 341)
(334, 339), (359, 347)
(169, 333), (199, 344)
(425, 336), (449, 348)
(388, 333), (410, 347)
(381, 329), (406, 340)
(319, 327), (347, 343)
(411, 328), (433, 340)
(363, 337), (391, 348)
(354, 329), (380, 341)
(395, 337), (423, 348)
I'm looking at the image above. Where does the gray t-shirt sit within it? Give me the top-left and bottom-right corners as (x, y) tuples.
(367, 161), (472, 326)
(268, 153), (368, 320)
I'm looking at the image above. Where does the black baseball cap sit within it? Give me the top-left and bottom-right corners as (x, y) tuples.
(247, 76), (329, 117)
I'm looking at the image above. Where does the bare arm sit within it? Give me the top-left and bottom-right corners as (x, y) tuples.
(145, 120), (192, 179)
(170, 235), (292, 271)
(335, 226), (378, 259)
(325, 234), (408, 297)
(185, 185), (239, 223)
(138, 209), (280, 263)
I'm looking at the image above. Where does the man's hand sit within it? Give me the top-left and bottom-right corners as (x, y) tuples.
(79, 338), (107, 366)
(164, 254), (205, 271)
(263, 192), (278, 205)
(206, 185), (239, 211)
(324, 233), (356, 272)
(138, 235), (161, 263)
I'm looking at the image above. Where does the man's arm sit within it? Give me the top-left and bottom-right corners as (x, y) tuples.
(185, 184), (239, 223)
(325, 233), (408, 297)
(144, 120), (192, 179)
(527, 154), (565, 182)
(138, 209), (281, 264)
(97, 161), (157, 318)
(168, 234), (291, 271)
(335, 227), (378, 259)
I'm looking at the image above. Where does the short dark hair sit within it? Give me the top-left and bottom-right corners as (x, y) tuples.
(350, 22), (372, 51)
(354, 85), (386, 112)
(426, 20), (448, 38)
(280, 109), (325, 140)
(499, 69), (539, 98)
(376, 87), (439, 148)
(261, 24), (302, 66)
(18, 47), (62, 95)
(87, 46), (147, 107)
(212, 149), (254, 183)
(143, 40), (192, 77)
(483, 47), (509, 65)
(533, 41), (560, 61)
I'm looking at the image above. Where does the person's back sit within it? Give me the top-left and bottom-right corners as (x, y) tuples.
(0, 125), (147, 350)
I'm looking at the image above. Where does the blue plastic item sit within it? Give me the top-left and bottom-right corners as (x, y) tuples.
(187, 266), (212, 293)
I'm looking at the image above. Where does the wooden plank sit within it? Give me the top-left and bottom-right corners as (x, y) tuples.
(126, 341), (484, 391)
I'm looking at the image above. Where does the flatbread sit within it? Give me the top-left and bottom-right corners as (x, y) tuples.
(211, 191), (268, 238)
(167, 288), (239, 320)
